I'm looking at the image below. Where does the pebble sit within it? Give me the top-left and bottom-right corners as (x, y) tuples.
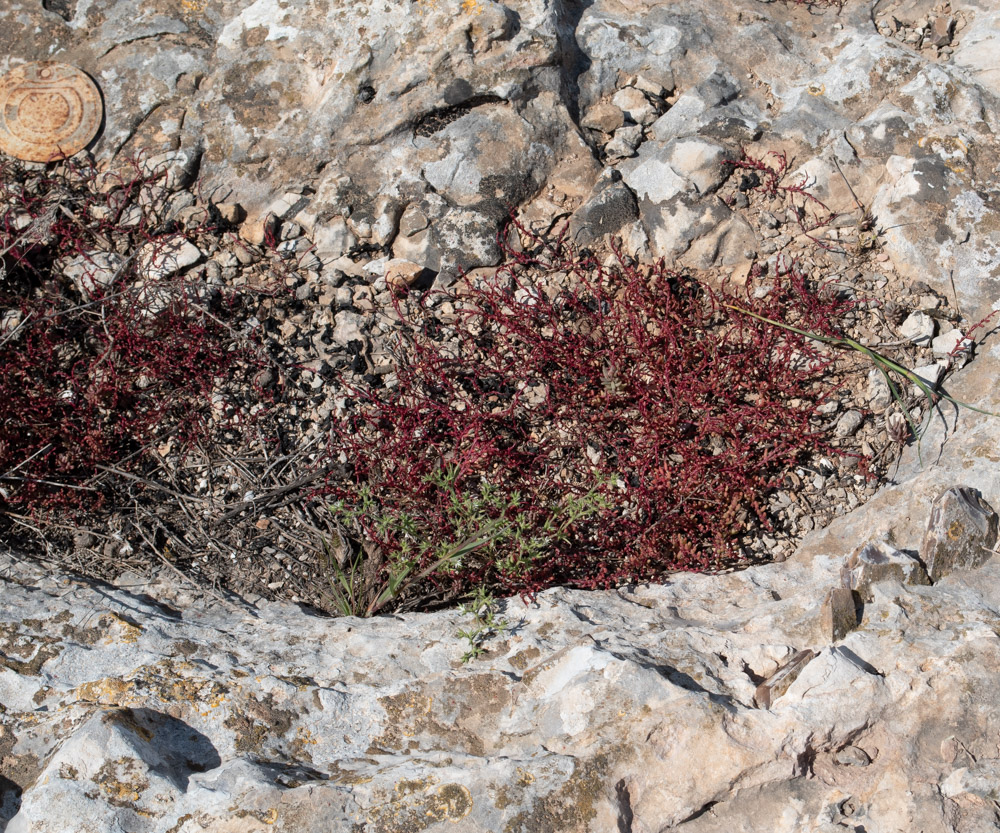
(581, 101), (626, 133)
(335, 286), (353, 310)
(835, 746), (872, 767)
(63, 251), (124, 298)
(604, 125), (644, 159)
(138, 238), (202, 280)
(611, 87), (657, 125)
(834, 410), (864, 438)
(910, 361), (947, 394)
(867, 368), (893, 412)
(385, 259), (423, 294)
(898, 311), (936, 345)
(931, 328), (969, 357)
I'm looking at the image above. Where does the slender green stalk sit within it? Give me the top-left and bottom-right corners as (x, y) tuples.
(725, 303), (999, 460)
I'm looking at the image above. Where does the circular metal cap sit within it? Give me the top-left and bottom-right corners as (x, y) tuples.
(0, 62), (102, 162)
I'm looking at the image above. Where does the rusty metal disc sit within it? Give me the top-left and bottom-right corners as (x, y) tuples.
(0, 62), (102, 162)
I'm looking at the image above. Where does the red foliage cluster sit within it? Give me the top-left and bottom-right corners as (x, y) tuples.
(0, 156), (266, 512)
(328, 223), (853, 603)
(726, 149), (837, 236)
(783, 0), (844, 8)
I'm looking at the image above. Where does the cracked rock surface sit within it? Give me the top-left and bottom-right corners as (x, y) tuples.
(4, 0), (1000, 829)
(3, 516), (1000, 831)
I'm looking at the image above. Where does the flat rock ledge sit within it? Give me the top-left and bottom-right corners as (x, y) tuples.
(2, 506), (1000, 833)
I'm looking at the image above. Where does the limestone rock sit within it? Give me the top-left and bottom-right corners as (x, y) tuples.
(867, 368), (893, 412)
(820, 588), (858, 643)
(63, 251), (124, 298)
(580, 101), (625, 134)
(928, 16), (955, 48)
(834, 410), (864, 439)
(841, 539), (930, 601)
(6, 514), (1000, 831)
(610, 87), (657, 126)
(835, 745), (871, 767)
(568, 170), (639, 247)
(5, 0), (1000, 830)
(910, 360), (948, 394)
(384, 259), (425, 293)
(137, 237), (202, 281)
(941, 759), (1000, 801)
(931, 328), (969, 357)
(604, 124), (644, 160)
(920, 486), (999, 582)
(332, 311), (366, 347)
(898, 311), (936, 345)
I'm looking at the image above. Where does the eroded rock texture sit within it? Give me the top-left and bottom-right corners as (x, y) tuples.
(3, 0), (999, 290)
(4, 0), (1000, 829)
(2, 530), (1000, 831)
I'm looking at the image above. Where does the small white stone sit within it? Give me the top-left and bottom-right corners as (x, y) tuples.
(611, 88), (656, 125)
(867, 368), (893, 412)
(911, 361), (948, 393)
(64, 251), (124, 298)
(633, 75), (667, 98)
(138, 237), (202, 280)
(332, 311), (366, 346)
(898, 311), (936, 345)
(604, 125), (644, 159)
(931, 328), (970, 357)
(835, 410), (864, 438)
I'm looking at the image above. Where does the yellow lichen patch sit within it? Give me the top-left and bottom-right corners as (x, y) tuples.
(427, 783), (473, 822)
(93, 756), (150, 809)
(140, 660), (230, 711)
(503, 751), (625, 833)
(75, 677), (134, 706)
(461, 0), (484, 14)
(366, 779), (474, 832)
(234, 807), (279, 825)
(377, 691), (433, 744)
(289, 726), (319, 759)
(295, 727), (318, 745)
(99, 612), (143, 645)
(396, 777), (436, 796)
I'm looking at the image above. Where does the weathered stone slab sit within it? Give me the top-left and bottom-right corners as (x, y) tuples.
(841, 540), (931, 600)
(754, 649), (815, 709)
(820, 588), (858, 643)
(920, 486), (999, 582)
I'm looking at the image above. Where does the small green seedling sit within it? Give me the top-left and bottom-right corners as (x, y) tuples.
(456, 586), (510, 662)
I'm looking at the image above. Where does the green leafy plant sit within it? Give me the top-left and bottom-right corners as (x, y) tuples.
(456, 586), (510, 662)
(324, 461), (610, 615)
